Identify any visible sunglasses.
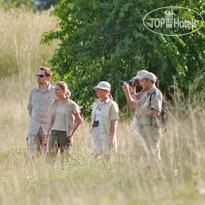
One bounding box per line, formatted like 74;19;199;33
36;74;45;78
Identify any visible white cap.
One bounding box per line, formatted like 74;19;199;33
137;72;157;82
94;81;111;91
132;70;149;80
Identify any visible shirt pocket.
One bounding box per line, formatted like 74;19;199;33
100;106;110;119
40;96;53;113
32;96;41;111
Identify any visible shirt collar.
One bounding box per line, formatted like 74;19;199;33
105;97;110;103
98;97;110;104
148;86;157;95
35;83;52;92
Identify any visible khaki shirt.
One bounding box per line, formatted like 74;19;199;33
91;98;119;137
27;84;56;135
50;98;81;136
136;87;162;127
133;89;148;131
52;104;67;131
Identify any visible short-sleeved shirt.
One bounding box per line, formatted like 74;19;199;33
50;99;81;136
133;89;148;130
91;98;119;139
52;104;67;131
27;84;56;135
137;87;162;127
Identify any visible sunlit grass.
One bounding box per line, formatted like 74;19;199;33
0;8;57;78
0;85;205;204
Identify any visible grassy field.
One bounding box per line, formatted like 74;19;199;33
0;8;57;78
0;9;205;205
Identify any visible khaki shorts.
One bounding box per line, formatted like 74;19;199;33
27;127;46;156
48;130;72;157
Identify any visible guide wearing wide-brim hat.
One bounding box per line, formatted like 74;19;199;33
91;81;119;156
132;70;149;80
136;72;157;83
134;72;162;160
93;81;111;91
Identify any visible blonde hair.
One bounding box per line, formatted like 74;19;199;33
55;81;71;97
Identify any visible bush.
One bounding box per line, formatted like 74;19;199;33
42;0;205;118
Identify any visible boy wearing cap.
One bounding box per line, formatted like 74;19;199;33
90;81;119;159
122;72;163;161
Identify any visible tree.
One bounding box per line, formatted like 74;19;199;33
42;0;205;118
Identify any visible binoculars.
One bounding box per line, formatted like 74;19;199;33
92;120;99;128
121;80;136;87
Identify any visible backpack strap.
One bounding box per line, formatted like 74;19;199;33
148;90;156;125
148;89;161;126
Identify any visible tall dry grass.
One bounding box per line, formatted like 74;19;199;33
0;89;205;205
0;8;205;205
0;8;57;79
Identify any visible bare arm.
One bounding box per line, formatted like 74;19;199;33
137;108;160;119
110;120;118;137
68;113;83;139
45;118;54;144
27;91;32;116
46;122;52;138
108;119;118;148
122;83;139;110
144;109;160;118
28;109;32;117
144;91;161;118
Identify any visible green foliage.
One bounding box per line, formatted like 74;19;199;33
42;0;205;118
0;54;19;78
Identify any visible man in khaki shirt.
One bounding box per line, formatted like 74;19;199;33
27;67;56;157
122;72;163;161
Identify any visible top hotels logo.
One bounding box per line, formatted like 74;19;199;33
143;6;204;36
